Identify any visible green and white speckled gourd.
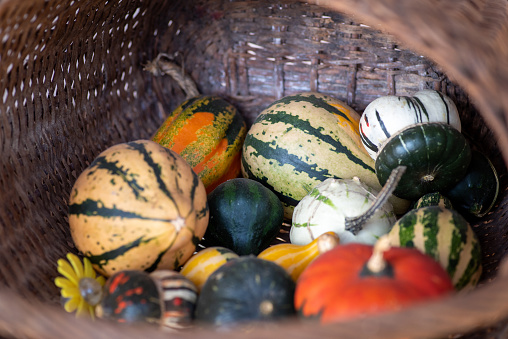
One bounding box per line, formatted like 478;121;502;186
290;166;405;246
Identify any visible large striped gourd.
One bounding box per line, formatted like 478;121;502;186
68;140;209;277
180;246;239;293
241;92;409;219
359;90;461;159
386;206;482;291
152;95;247;194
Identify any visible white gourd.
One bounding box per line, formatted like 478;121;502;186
290;177;396;246
359;89;461;159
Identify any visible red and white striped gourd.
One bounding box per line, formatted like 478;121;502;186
359;90;461;159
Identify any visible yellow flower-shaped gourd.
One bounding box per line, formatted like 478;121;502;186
54;253;106;319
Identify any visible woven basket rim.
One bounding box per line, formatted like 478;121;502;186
1;0;508;338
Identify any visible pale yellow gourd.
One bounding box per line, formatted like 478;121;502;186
180;246;239;293
257;232;340;281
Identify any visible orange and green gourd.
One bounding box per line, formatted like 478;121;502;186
152;95;247;194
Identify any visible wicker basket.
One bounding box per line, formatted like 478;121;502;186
2;0;508;338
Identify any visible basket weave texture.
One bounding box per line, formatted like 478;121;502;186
1;0;508;338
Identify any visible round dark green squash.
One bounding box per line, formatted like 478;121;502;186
202;178;284;256
194;256;296;327
375;123;471;201
444;149;499;218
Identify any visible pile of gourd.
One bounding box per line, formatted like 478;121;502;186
62;89;498;330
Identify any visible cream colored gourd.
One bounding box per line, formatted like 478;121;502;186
257;232;340;281
359;89;461;159
290;176;396;246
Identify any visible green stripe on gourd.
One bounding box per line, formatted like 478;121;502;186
413;192;453;210
387;206;482;291
241;92;409;219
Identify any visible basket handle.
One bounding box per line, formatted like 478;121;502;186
144;53;200;99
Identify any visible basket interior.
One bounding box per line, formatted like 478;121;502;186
1;0;508;337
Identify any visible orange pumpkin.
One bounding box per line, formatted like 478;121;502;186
294;237;454;323
152;95;247;194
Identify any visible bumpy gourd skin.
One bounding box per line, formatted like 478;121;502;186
375;122;471;201
68;139;209;277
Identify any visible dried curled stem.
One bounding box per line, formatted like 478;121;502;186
345;165;406;235
143;53;200;99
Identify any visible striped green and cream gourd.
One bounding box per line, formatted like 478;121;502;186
68;139;209;277
386;206;482;291
241;92;409;219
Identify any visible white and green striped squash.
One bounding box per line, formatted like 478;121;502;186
68;139;209;277
386;206;482;291
241;92;409;219
359;90;461;159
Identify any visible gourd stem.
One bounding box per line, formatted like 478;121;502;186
345;165;406;235
317;232;341;254
366;235;392;273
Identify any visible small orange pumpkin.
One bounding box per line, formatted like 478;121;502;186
294;237;454;323
152;95;247;194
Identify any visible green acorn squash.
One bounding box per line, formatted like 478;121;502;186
202;178;284;255
444;149;499;218
375;123;471;201
195;256;296;327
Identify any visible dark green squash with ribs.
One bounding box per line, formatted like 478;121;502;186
375;123;471;201
194;256;296;327
444;149;499;218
